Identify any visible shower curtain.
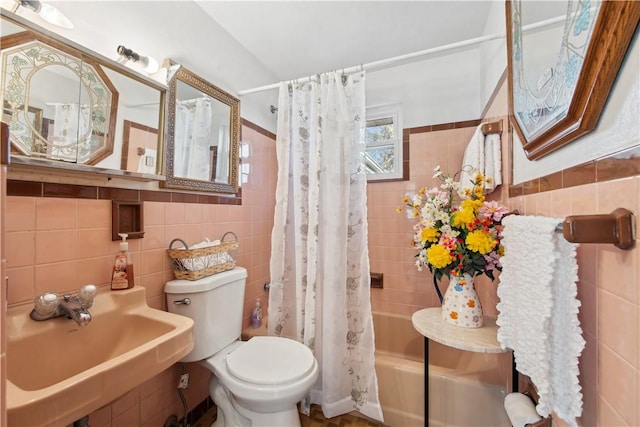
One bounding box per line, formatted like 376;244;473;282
50;103;92;162
174;98;213;180
268;71;383;422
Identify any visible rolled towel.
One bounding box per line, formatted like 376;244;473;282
504;393;542;427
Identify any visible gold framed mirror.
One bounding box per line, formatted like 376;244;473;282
162;61;240;193
0;10;166;179
506;1;640;160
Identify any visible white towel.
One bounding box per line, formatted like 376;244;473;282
460;124;502;194
483;133;502;191
496;215;585;427
175;238;232;271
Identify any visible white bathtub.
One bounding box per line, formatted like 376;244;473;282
242;312;511;426
372;311;512;427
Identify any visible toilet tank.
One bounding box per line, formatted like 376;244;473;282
165;267;247;362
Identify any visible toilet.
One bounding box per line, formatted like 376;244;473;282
165;267;318;427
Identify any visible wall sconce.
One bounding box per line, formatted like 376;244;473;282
116;45;159;74
12;0;74;29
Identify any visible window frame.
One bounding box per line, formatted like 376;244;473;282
364;104;404;182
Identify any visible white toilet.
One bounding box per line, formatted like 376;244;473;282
165;267;319;427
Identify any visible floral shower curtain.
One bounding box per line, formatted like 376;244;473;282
174;98;213;180
50;103;92;162
268;71;383;422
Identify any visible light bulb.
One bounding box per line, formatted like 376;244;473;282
39;2;73;29
140;56;159;74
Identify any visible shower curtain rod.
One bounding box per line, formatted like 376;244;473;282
237;14;566;96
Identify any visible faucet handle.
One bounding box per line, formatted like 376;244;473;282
34;292;60;316
78;284;97;308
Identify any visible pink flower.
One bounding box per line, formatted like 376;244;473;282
479;201;509;222
484;251;502;271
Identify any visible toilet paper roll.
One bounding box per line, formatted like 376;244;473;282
504;392;542;427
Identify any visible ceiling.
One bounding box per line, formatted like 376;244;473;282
195;1;494;82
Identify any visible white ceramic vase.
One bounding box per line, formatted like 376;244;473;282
441;273;483;328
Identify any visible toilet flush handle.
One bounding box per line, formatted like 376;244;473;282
173;298;191;305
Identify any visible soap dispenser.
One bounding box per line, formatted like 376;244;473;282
111;233;134;290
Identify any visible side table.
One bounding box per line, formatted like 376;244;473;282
411;307;517;427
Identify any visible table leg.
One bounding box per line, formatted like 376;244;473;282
512;350;519;392
424;336;429;427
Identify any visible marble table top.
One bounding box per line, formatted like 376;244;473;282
411;307;508;354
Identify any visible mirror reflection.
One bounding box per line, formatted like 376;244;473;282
506;0;639;159
174;79;231;182
163;62;239;194
2;36;117;164
511;0;600;141
0;11;165;178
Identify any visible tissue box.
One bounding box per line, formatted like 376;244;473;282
167;232;239;280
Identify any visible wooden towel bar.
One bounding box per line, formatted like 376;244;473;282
562;208;635;250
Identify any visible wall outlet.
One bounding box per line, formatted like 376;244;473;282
178;373;190;389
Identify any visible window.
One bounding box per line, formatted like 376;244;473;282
364;104;403;181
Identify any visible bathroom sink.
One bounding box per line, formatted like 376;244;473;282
6;286;194;427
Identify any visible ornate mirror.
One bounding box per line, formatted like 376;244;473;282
163;61;240;193
0;10;166;179
506;0;640;160
2;33;117;164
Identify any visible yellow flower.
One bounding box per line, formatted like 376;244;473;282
401;196;410;204
473;187;485;201
395;206;403;213
461;198;482;212
452;200;481;229
420;227;440;244
412;208;419;218
427;244;453;268
466;230;496;254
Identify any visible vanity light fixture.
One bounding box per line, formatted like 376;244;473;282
12;0;74;29
116;45;160;74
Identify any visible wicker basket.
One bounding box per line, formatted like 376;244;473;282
168;232;239;280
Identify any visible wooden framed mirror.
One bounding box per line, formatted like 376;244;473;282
162;61;240;194
0;9;166;179
506;1;640;160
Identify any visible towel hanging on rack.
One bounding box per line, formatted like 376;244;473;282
459;123;502;194
496;215;585;427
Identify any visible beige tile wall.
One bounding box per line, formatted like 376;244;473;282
367;125;488;315
510;177;640;427
1;165;7;427
365;74;640;426
2;125;276;427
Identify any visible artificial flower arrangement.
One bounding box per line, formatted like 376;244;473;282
398;166;509;283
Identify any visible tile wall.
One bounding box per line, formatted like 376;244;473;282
367;76;640;426
1;124;276;426
1;164;7;427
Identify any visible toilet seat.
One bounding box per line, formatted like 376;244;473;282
226;336;315;385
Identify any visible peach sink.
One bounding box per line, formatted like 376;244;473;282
6;287;194;427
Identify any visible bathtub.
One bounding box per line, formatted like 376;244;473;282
372;311;512;427
242;313;511;426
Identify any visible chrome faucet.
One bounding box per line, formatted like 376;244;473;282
30;284;97;327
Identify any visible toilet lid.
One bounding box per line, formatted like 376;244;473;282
226;336;315;385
